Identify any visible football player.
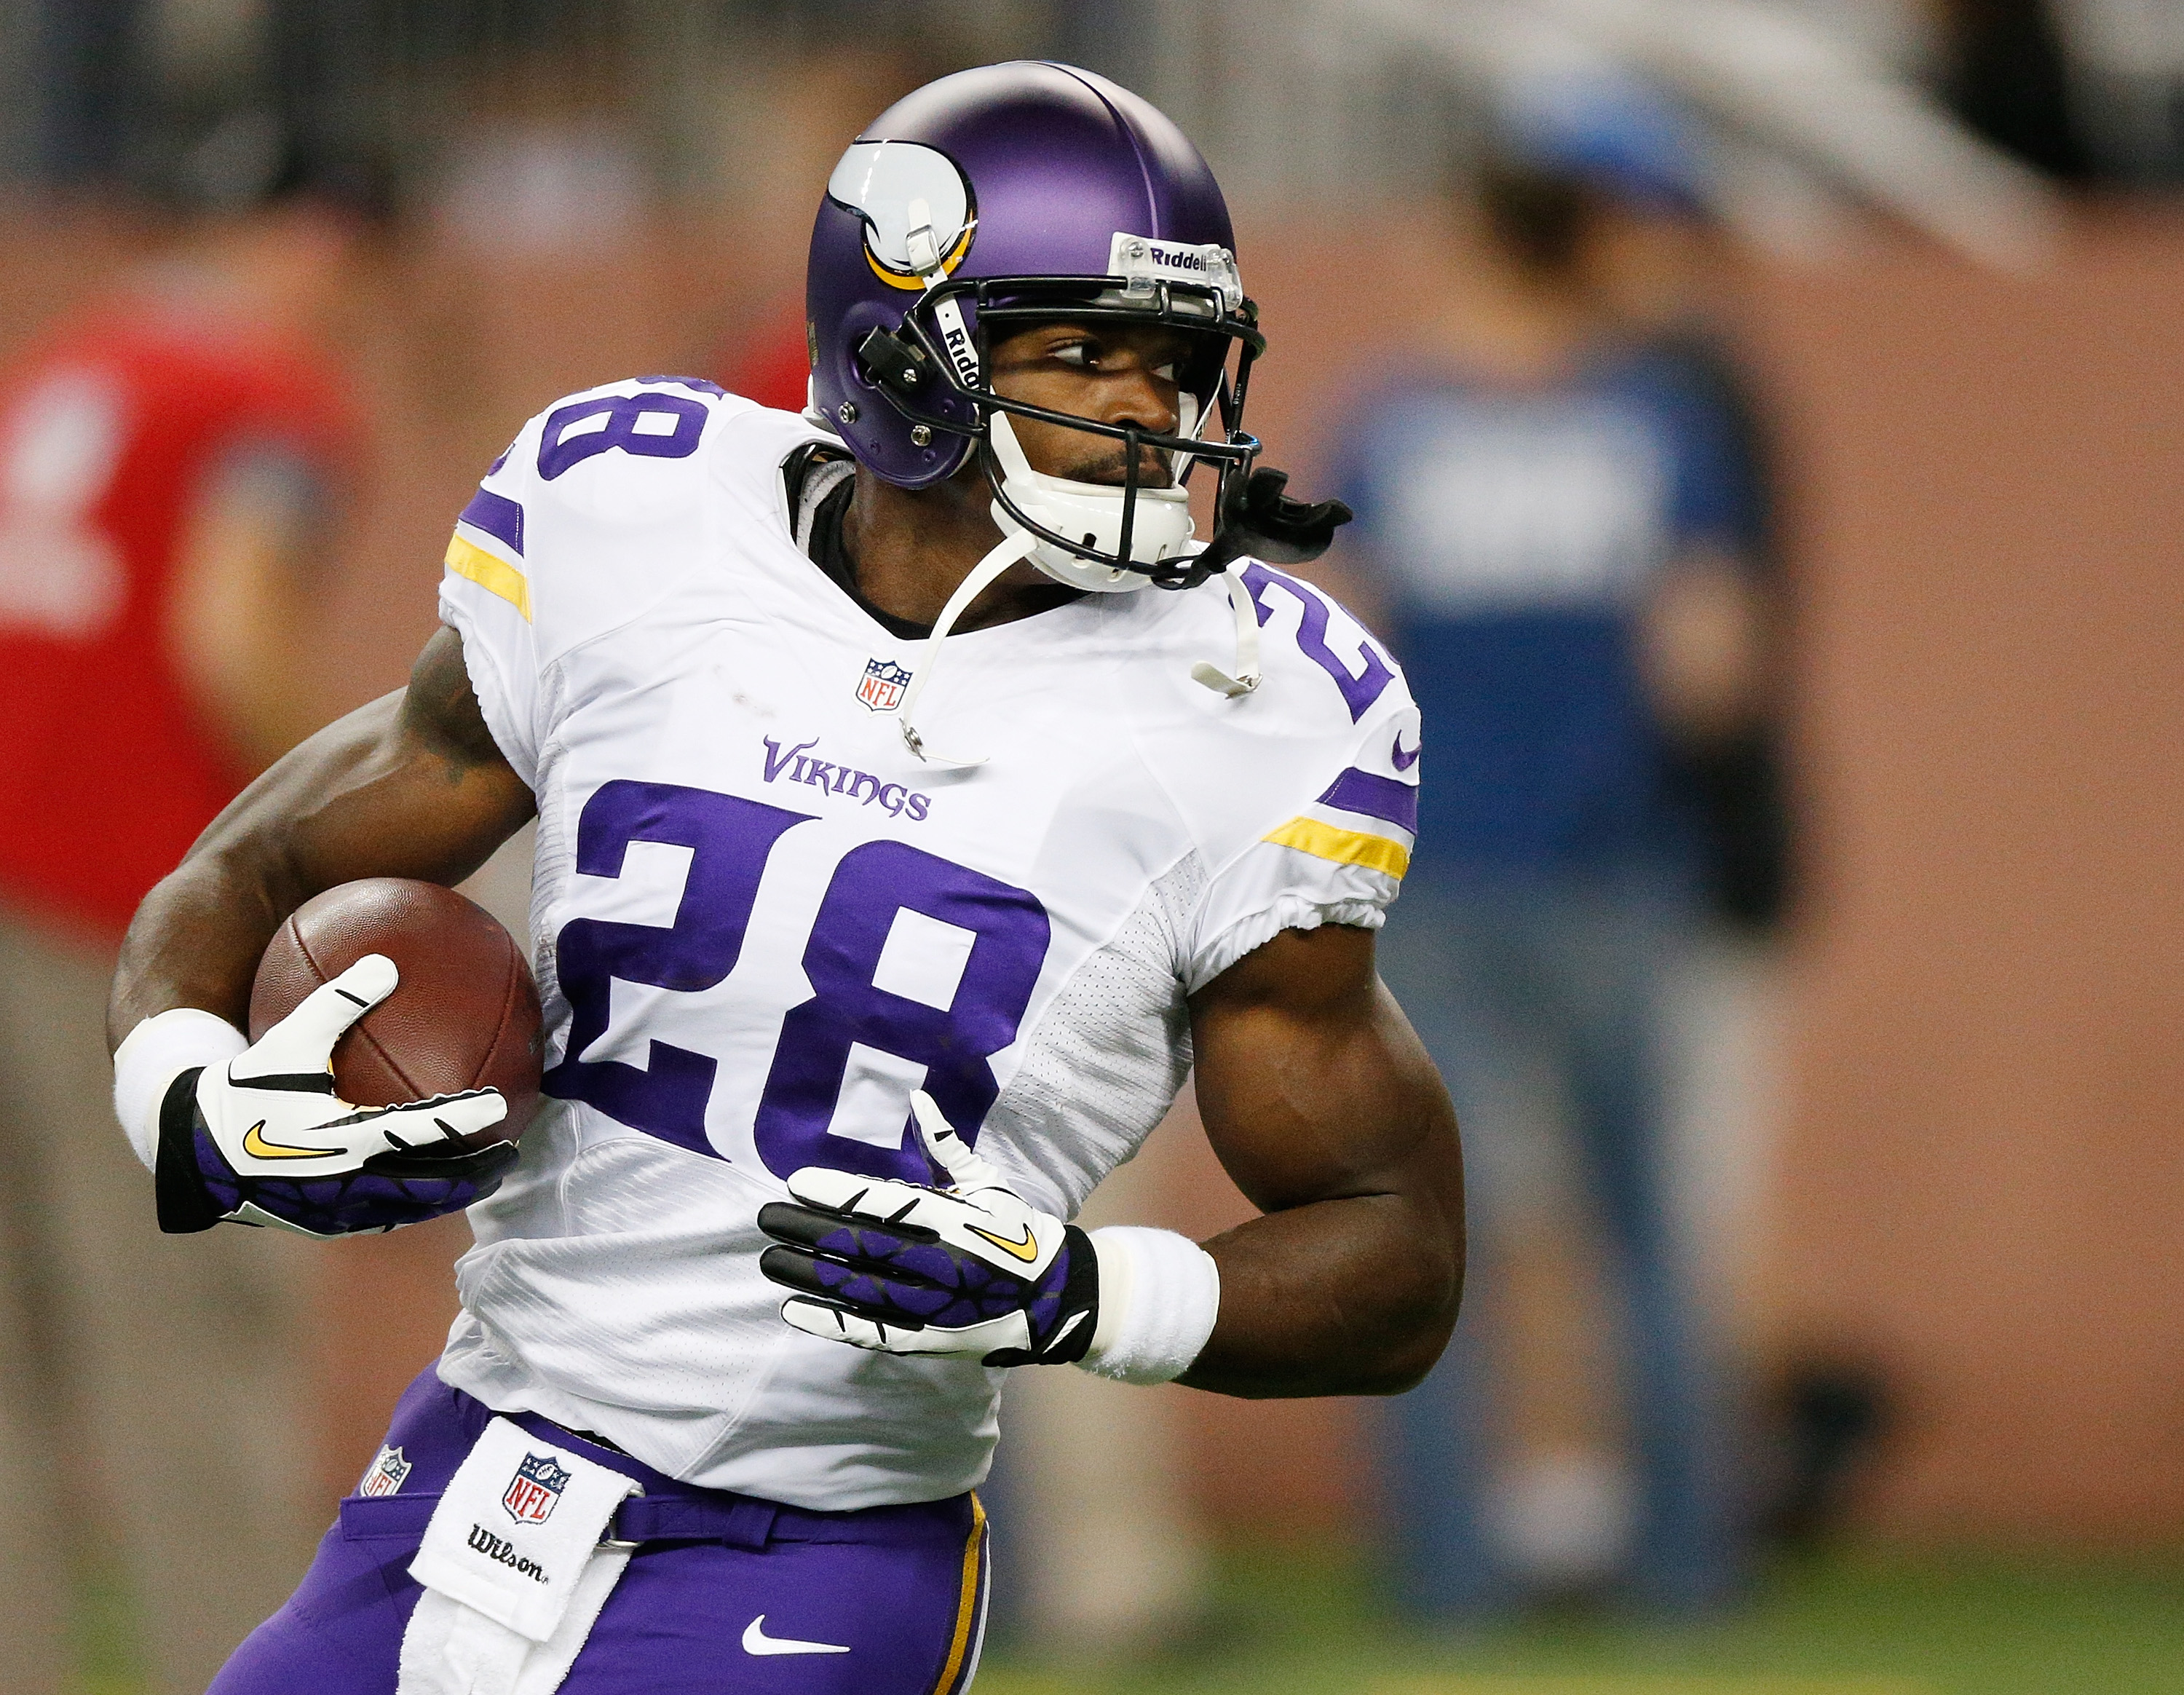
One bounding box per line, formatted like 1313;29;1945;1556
108;63;1462;1694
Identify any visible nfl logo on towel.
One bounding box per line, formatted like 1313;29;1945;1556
502;1452;572;1525
857;657;911;712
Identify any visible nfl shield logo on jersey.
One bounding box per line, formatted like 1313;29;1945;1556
856;657;911;713
357;1444;411;1498
502;1452;572;1525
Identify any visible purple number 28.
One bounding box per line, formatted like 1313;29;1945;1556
543;779;1051;1184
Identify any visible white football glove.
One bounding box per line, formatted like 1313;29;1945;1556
757;1091;1099;1366
155;954;515;1238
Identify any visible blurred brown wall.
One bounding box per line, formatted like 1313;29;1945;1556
9;199;2177;1546
1220;205;2184;1549
1756;210;2184;1544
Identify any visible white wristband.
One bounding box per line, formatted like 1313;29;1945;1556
111;1009;248;1172
1078;1225;1221;1386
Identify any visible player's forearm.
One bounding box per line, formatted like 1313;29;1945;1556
1181;1186;1461;1398
1184;934;1465;1398
111;831;303;1042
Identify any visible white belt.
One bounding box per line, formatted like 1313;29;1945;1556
397;1417;644;1695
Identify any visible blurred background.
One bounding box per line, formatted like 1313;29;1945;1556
0;2;2180;1693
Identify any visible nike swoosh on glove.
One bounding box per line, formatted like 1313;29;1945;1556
157;954;515;1240
756;1091;1098;1367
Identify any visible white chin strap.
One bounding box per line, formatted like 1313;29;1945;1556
898;528;1261;767
986;411;1195;592
896;401;1263;767
1189;566;1262;698
985;398;1257;694
896;529;1039;767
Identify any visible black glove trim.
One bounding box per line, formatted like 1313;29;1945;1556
360;1137;522;1186
1045;1224;1100;1365
982;1224;1100;1367
154;1067;220;1235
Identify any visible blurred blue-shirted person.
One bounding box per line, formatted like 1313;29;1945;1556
1342;88;1769;1615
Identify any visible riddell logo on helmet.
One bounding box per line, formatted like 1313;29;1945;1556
1107;233;1241;306
938;320;979;388
1147;243;1210;273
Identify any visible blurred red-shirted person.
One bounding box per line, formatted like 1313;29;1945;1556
0;161;371;1695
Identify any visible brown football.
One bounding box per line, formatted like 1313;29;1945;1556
249;877;544;1148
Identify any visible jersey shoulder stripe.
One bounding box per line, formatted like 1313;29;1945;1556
445;533;530;620
1261;815;1410;879
443;382;824;663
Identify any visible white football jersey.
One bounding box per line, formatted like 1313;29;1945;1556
434;376;1419;1511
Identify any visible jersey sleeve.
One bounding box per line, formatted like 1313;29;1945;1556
438;424;548;786
436;377;748;789
1179;569;1422;993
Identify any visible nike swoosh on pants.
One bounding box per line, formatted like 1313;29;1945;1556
742;1615;851;1656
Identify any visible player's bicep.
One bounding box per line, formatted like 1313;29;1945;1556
1187;922;1457;1217
113;629;531;1043
199;625;533;896
398;623;521;775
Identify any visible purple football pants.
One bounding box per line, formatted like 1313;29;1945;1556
209;1370;989;1695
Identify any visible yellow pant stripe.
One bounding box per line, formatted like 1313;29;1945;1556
933;1494;987;1695
444;533;532;621
1262;815;1410;880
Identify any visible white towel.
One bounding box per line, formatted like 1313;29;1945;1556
397;1418;641;1695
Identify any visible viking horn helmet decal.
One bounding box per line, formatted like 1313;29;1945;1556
826;141;976;288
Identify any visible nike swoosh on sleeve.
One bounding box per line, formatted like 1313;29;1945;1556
1391;731;1420;771
742;1616;850;1656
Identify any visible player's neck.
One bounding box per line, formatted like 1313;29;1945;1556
838;464;1073;633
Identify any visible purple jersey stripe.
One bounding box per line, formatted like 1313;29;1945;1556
459;486;526;557
1316;766;1418;835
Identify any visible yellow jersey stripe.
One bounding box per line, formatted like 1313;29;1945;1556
932;1494;987;1695
1262;815;1410;880
444;533;532;622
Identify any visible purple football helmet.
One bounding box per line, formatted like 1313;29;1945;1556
807;61;1267;590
